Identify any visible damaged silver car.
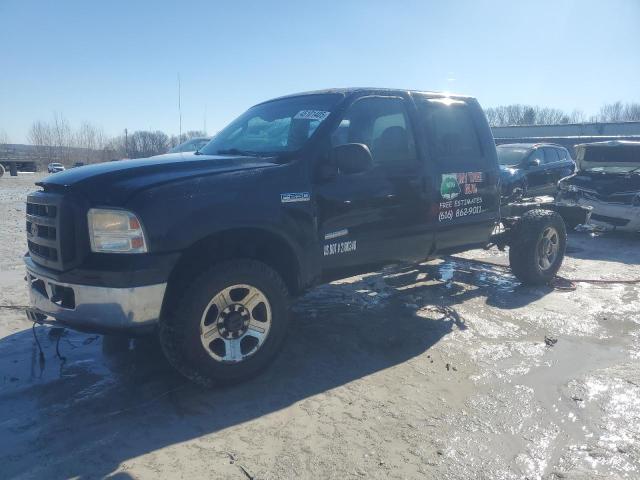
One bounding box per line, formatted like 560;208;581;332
557;140;640;232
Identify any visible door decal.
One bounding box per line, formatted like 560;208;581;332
323;240;357;256
438;172;484;222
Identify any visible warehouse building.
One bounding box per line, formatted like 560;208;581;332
492;121;640;153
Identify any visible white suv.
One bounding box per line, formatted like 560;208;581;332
47;163;65;173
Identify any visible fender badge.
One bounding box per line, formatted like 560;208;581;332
281;192;310;203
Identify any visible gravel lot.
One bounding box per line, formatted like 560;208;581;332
1;172;639;479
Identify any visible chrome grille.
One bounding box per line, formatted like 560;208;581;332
26;192;75;270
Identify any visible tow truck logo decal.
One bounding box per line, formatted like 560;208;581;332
281;192;310;203
438;172;485;222
440;174;461;200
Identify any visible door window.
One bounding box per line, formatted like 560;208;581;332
544;147;560;164
331;96;417;166
529;148;545;165
415;98;484;168
558;148;571;161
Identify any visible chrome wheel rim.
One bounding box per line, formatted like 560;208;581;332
199;284;272;363
537;226;559;271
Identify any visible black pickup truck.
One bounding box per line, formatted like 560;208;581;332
25;88;570;385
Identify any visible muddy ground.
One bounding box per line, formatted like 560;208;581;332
1;172;639;480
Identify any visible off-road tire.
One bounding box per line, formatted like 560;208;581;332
158;259;289;387
509;209;566;285
0;164;5;178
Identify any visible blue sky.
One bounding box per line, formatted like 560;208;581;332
1;0;639;143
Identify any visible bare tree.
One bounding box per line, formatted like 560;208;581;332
624;103;640;121
0;129;10;145
568;109;586;123
108;130;169;158
75;121;107;152
597;102;624;122
169;130;208;148
28;120;57;163
596;101;640;122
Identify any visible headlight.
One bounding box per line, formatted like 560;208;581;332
88;208;148;253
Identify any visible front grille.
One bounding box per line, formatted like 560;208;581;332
26;191;78;270
26;202;57;218
28;240;59;261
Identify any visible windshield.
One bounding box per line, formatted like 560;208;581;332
496;146;530;166
169;138;210;153
199;94;342;157
580;145;640;173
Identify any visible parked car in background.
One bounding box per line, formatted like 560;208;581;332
72;162;85;168
497;143;575;200
47;162;65;173
557;140;640;232
168;136;211;154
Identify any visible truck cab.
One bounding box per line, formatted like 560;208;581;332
25;88;567;385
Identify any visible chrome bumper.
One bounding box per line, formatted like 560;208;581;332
25;259;166;333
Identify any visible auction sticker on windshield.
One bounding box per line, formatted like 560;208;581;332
294;110;331;121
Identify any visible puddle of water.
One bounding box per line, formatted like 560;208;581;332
449;333;637;479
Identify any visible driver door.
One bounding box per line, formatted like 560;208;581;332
524;148;547;194
314;95;430;277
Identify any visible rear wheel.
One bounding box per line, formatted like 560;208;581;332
509;209;566;285
158;259;289;386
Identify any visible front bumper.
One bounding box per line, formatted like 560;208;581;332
25;256;166;334
557;195;640;232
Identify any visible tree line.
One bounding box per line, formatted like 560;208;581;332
2;100;639;164
485;101;640;127
22;113;207;165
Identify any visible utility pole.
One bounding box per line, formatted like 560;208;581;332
124;128;128;158
178;73;182;141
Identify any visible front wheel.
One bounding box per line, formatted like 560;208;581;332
159;259;290;386
508;209;567;285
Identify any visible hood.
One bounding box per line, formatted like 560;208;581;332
38;153;279;205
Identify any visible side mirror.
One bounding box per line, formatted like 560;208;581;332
331;143;373;175
527;158;541;168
